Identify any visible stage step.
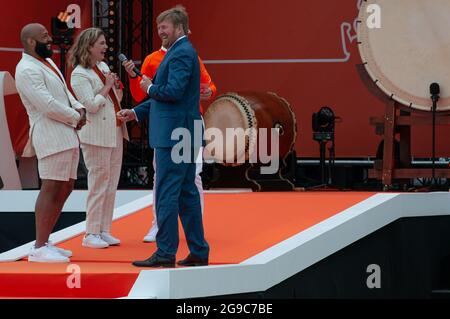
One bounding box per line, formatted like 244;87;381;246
431;290;450;299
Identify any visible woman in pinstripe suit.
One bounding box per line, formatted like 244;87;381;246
70;28;129;249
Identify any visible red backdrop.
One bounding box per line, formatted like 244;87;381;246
154;0;450;158
3;0;450;158
0;0;91;155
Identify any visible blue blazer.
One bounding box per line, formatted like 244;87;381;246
134;36;202;149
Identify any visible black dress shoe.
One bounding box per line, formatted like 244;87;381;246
177;254;208;266
132;253;175;268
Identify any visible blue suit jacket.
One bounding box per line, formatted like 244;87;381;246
134;36;202;149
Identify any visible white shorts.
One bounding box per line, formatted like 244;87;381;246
38;148;80;181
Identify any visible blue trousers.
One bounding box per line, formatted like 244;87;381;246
153;147;209;260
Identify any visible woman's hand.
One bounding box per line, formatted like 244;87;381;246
113;73;121;89
105;72;116;88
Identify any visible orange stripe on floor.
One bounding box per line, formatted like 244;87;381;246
0;192;375;298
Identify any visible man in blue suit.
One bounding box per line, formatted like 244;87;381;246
118;6;209;267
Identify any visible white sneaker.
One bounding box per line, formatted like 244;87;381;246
48;240;72;257
143;224;158;242
82;234;109;249
100;232;120;246
28;244;70;263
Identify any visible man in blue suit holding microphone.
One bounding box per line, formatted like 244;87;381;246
117;6;209;267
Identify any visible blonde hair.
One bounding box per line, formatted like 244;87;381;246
70;27;105;68
156;5;189;35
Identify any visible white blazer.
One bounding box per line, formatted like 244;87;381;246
71;61;129;148
15;53;84;159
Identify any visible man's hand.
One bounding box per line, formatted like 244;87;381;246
122;60;137;77
117;109;137;123
200;85;213;101
140;75;152;93
75;108;86;130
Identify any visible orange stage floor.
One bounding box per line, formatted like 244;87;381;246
0;192;375;298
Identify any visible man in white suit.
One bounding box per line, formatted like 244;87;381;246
15;23;86;263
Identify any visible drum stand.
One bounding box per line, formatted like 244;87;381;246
356;64;450;190
202;151;296;192
245;151;296;191
369;100;450;190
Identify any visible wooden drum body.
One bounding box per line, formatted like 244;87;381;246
203;92;297;166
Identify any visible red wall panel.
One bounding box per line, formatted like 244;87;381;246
154;0;450;158
2;0;449;159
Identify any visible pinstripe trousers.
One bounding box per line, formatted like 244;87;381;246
81;128;123;234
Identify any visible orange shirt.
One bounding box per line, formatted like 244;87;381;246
128;47;217;114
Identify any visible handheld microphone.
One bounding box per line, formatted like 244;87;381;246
118;53;143;77
430;82;440;102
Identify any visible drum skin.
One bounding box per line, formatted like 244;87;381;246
358;0;450;111
203;92;297;165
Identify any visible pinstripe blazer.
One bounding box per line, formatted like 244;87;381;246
71;61;129;148
15;53;84;159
